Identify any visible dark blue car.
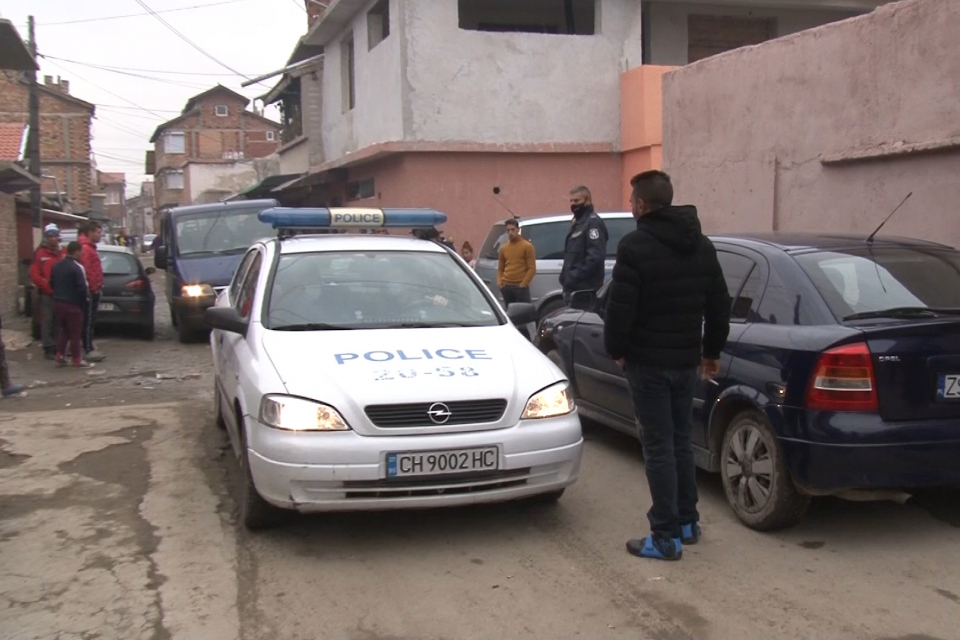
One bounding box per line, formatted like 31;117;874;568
537;233;960;530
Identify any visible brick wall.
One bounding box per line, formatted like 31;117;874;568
0;194;18;320
0;74;94;212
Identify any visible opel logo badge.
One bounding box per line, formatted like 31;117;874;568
427;402;452;424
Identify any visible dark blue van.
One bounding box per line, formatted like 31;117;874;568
154;199;278;342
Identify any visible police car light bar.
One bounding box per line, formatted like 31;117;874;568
258;207;447;229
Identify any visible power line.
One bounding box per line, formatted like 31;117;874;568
43;56;212;89
38;0;253;27
96;104;181;113
42;55;259;77
43;58;170;119
290;0;308;13
133;0;260;84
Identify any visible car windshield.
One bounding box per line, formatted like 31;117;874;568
99;251;139;275
266;250;502;330
175;210;273;256
795;247;960;320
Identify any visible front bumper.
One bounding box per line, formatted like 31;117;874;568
778;408;960;494
247;412;584;512
171;294;216;327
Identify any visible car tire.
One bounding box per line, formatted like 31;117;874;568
177;315;197;344
528;488;565;505
170;305;178;328
213;382;227;431
237;419;285;531
720;410;810;531
538;298;565;321
139;322;155;341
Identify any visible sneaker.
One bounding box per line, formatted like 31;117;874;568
55;357;67;367
1;384;27;398
626;535;682;561
85;350;106;363
73;361;94;369
681;522;701;545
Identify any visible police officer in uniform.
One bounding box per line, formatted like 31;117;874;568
559;185;608;304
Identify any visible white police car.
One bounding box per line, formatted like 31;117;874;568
207;207;583;529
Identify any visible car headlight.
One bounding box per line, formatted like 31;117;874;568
259;395;351;431
522;382;575;419
182;284;215;297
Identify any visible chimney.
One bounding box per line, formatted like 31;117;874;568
44;75;53;85
60;79;70;94
306;0;325;28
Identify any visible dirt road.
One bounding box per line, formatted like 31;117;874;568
1;268;958;640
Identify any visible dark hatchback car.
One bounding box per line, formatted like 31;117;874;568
94;245;156;340
537;233;960;531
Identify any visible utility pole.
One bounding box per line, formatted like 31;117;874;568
27;16;42;229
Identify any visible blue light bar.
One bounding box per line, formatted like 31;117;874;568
258;207;447;229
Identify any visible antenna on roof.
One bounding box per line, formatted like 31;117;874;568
866;192;912;244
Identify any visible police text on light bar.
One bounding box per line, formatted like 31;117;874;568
258;207;448;230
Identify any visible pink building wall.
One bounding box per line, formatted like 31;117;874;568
662;0;960;249
341;151;623;252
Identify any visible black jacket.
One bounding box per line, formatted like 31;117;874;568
50;257;90;308
604;206;731;369
559;206;608;293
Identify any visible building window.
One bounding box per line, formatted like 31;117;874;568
458;0;595;35
346;178;375;201
266;130;276;141
164;131;185;154
105;190;120;205
165;170;184;190
368;0;390;50
215;104;229;117
341;32;356;112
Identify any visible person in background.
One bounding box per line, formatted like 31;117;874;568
49;241;93;369
0;311;27;398
603;170;731;562
560;185;608;304
496;219;536;305
77;221;106;362
461;241;477;269
29;224;65;360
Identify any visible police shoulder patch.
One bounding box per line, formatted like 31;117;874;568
588;227;600;240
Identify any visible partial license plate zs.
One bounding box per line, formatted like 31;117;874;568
98;302;117;312
386;447;498;478
938;374;960;400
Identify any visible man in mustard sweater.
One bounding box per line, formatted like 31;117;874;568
497;219;536;305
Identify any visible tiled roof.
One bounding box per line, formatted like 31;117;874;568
98;171;126;185
0;122;26;161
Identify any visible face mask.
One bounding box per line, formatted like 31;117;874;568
571;204;587;216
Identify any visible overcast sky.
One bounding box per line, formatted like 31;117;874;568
0;0;309;195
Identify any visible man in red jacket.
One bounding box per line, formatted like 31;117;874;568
78;220;106;362
29;224;65;360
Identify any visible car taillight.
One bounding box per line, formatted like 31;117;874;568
125;278;148;290
805;342;878;412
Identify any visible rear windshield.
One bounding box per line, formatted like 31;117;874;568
795;247;960;319
479;217;636;261
99;252;140;276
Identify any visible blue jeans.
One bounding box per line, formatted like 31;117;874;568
625;363;700;539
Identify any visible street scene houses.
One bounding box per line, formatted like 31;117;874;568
2;1;960;639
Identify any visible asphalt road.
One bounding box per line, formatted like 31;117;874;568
1;264;959;640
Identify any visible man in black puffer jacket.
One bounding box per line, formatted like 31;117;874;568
604;170;730;562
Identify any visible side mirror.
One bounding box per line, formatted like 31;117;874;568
204;306;249;335
506;302;537;326
144;267;156;276
154;246;168;270
569;290;598;311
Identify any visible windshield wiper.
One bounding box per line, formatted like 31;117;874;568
843;307;960;321
271;323;356;331
380;322;473;329
179;250;224;257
